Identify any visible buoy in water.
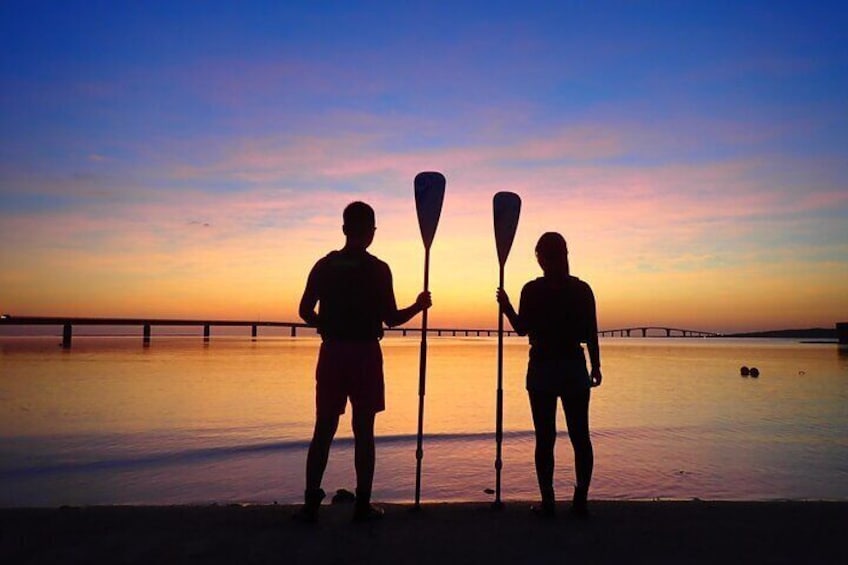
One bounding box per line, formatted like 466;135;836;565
749;367;760;378
740;366;750;376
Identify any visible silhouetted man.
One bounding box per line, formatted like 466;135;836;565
296;201;431;522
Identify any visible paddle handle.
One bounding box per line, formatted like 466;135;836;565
494;264;505;507
421;246;430;349
414;247;430;508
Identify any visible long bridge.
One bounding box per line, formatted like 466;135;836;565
0;315;519;348
0;315;719;348
599;326;720;338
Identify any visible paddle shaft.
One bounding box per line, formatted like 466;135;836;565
494;263;505;507
414;246;430;508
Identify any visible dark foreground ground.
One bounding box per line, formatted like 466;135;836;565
1;501;845;564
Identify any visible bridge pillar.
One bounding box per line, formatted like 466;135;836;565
143;324;151;347
204;324;211;342
290;326;296;337
641;328;646;337
62;323;72;349
626;329;631;337
666;328;671;337
251;325;257;340
838;322;847;346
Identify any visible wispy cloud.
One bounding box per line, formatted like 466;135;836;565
2;2;846;330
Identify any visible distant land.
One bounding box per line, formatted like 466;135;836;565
722;328;837;340
0;322;841;341
0;315;844;342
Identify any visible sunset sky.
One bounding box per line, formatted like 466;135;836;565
1;1;846;333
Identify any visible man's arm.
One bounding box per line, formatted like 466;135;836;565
298;264;321;327
381;264;431;327
384;292;431;327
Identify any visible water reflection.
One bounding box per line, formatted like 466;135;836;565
1;336;847;506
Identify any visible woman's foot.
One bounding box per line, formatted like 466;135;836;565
570;486;589;519
530;500;557;519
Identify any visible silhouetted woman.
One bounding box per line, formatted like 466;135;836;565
497;232;602;518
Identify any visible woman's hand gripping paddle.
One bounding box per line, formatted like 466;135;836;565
492;191;521;509
413;171;445;509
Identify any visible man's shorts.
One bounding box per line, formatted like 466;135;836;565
315;340;385;418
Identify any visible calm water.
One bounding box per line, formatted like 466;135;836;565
1;335;846;507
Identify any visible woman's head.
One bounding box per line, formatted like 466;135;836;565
535;232;569;275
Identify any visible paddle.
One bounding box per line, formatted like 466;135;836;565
492;191;521;509
413;171;446;509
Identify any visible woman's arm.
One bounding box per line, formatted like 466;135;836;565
585;284;602;387
497;287;527;336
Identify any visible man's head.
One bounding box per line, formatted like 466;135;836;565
342;201;376;248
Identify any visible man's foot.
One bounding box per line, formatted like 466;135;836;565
352;504;385;523
292;488;326;523
292;505;319;523
569;503;590;519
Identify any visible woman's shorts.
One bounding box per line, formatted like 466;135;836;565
526;355;590;397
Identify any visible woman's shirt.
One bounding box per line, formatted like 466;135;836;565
518;275;598;363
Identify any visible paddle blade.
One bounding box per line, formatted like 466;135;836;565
414;172;446;250
493;192;521;266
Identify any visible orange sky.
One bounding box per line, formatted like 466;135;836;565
3;171;845;333
2;4;847;333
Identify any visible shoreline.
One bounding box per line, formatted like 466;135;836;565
2;500;845;564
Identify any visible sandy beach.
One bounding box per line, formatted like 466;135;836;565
2;500;845;564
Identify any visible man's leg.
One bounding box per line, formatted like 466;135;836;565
348;340;384;521
352;409;381;520
295;414;339;522
306;414;340;492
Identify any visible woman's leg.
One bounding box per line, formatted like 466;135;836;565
561;387;593;514
528;390;558;504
